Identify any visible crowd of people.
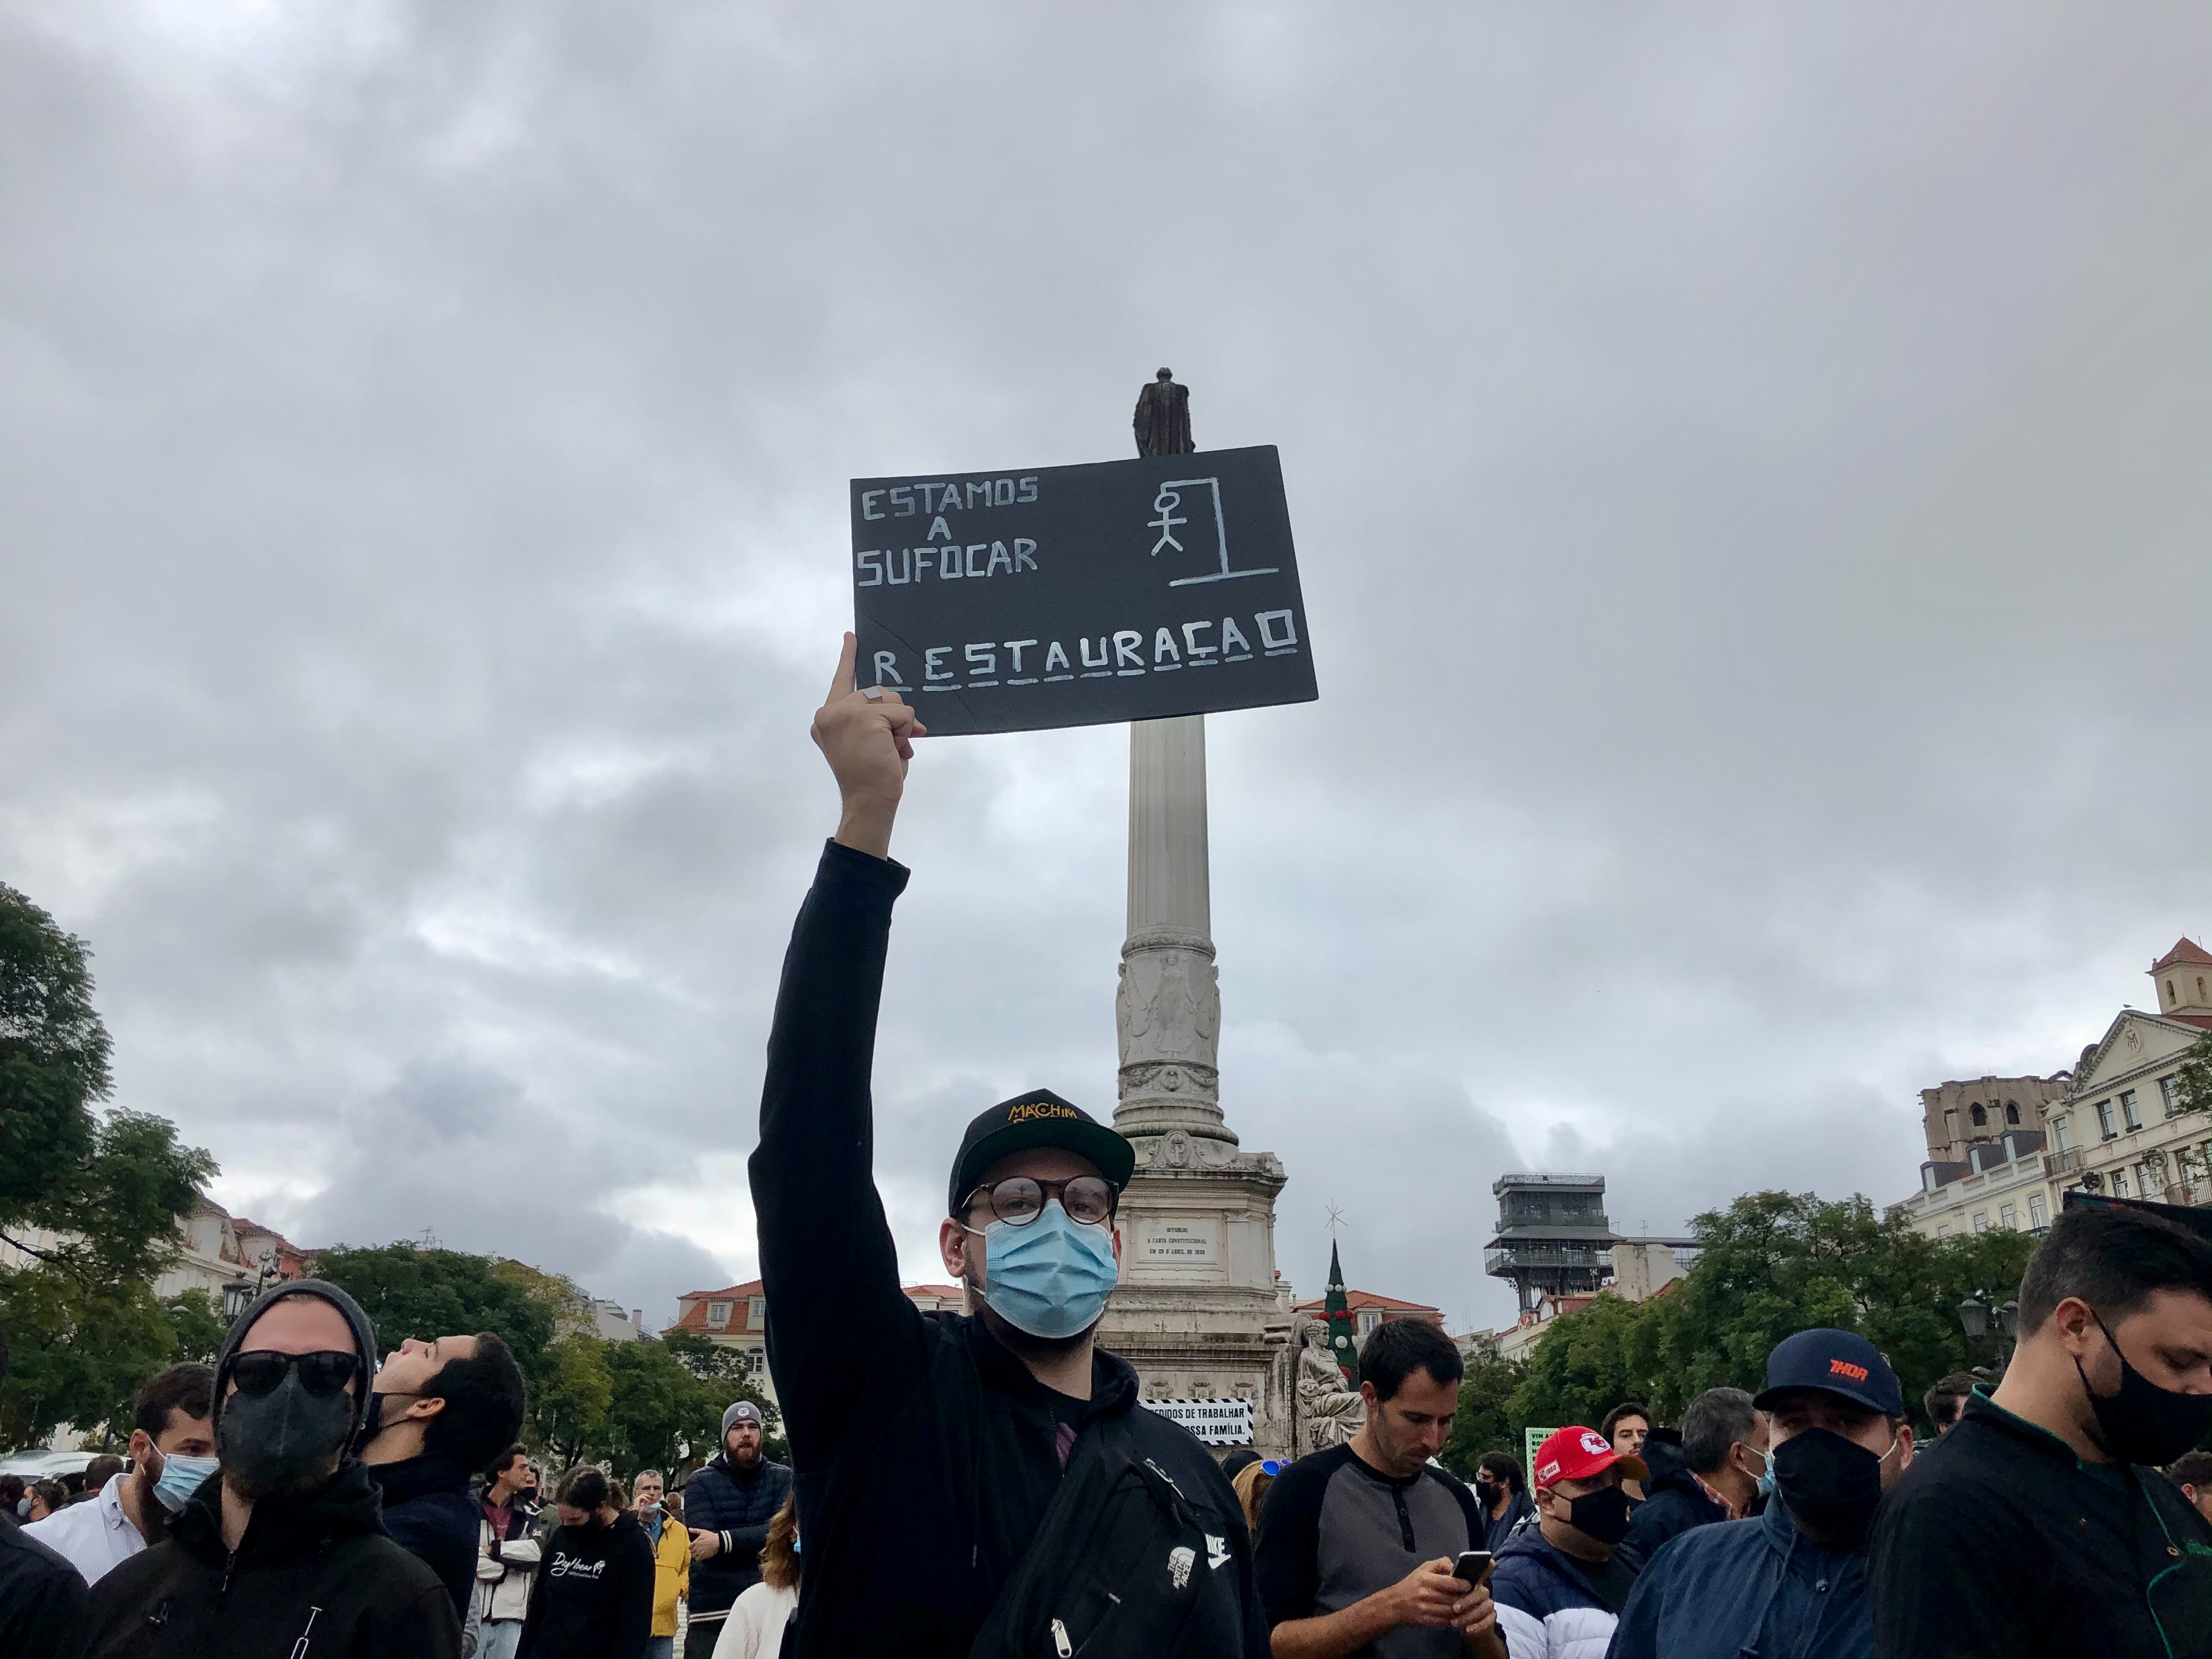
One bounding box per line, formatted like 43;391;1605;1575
5;640;2211;1657
0;1282;799;1659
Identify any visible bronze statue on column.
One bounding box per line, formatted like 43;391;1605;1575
1133;368;1194;457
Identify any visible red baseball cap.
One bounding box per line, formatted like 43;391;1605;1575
1531;1425;1647;1489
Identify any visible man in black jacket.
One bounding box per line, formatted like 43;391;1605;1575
1869;1195;2212;1658
745;637;1268;1659
680;1400;792;1641
70;1279;461;1658
362;1329;529;1620
1615;1386;1766;1571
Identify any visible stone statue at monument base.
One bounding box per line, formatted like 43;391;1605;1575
1294;1316;1367;1455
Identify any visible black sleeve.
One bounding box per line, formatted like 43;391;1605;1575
7;1554;87;1657
729;1466;792;1567
747;841;927;1472
516;1537;550;1659
611;1531;655;1659
382;1501;477;1621
1252;1452;1334;1628
1869;1482;2024;1659
391;1580;466;1659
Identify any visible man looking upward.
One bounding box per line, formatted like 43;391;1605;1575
746;637;1266;1658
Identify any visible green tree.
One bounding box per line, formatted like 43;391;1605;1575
533;1333;613;1466
0;883;111;1217
664;1330;783;1462
314;1243;562;1396
1508;1191;2042;1438
1440;1338;1525;1482
161;1288;227;1365
2172;1034;2212;1119
0;887;218;1446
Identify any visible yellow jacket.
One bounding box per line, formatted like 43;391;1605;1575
645;1509;690;1637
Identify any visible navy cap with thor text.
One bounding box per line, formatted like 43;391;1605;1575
1753;1327;1904;1418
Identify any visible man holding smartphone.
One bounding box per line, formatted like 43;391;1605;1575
1254;1319;1504;1657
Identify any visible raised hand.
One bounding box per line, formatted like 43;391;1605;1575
812;631;926;859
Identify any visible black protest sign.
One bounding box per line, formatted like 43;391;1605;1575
849;445;1316;737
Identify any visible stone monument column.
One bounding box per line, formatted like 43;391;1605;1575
1103;712;1294;1455
1115;714;1233;1149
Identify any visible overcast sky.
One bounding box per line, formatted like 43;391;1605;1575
4;3;2207;1337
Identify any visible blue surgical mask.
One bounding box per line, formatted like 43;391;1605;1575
1741;1443;1774;1500
971;1200;1118;1340
151;1452;220;1514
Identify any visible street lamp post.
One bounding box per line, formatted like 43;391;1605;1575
221;1248;280;1322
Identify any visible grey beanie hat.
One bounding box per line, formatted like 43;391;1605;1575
721;1400;763;1438
213;1278;381;1443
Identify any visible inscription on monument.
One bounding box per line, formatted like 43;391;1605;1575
1136;1217;1221;1266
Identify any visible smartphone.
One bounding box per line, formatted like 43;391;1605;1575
1452;1550;1494;1589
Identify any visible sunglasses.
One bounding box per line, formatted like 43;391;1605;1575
230;1350;360;1397
1260;1460;1285;1477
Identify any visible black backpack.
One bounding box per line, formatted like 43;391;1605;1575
967;1415;1247;1658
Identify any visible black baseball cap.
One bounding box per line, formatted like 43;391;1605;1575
1753;1328;1904;1418
947;1089;1136;1217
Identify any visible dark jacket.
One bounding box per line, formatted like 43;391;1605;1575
1607;1495;1871;1659
372;1454;479;1622
69;1462;462;1659
679;1451;793;1620
0;1509;86;1655
1615;1460;1729;1572
1485;1487;1538;1551
515;1512;653;1659
1490;1526;1626;1659
747;842;1270;1659
1868;1388;2212;1658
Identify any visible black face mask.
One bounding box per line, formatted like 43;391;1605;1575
219;1372;355;1498
1559;1485;1634;1545
1771;1427;1891;1546
2078;1312;2212;1467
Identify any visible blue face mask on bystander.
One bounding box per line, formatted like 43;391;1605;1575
970;1200;1118;1340
151;1452;221;1514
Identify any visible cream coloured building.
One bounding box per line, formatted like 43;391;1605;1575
2046;940;2212;1209
1895;939;2212;1239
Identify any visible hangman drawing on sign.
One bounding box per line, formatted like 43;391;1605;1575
1147;477;1280;587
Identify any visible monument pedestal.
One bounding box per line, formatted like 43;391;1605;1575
1098;714;1296;1456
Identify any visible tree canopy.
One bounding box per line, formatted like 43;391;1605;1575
0;885;221;1446
1504;1191;2038;1438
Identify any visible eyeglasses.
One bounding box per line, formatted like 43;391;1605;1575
1260;1459;1285;1477
230;1350;360;1397
964;1175;1116;1227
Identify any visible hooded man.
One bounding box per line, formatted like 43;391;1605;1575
27;1363;215;1587
1609;1329;1914;1659
359;1329;528;1621
678;1400;791;1640
70;1279;463;1659
741;638;1268;1658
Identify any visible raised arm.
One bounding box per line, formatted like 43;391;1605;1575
747;637;930;1471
